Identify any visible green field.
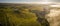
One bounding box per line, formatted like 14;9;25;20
0;3;49;26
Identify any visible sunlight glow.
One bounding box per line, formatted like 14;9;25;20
50;5;60;7
47;9;60;17
39;2;52;4
19;2;53;4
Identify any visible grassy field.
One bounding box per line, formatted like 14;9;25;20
0;3;47;26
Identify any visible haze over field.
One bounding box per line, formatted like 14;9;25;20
0;0;60;26
0;0;60;4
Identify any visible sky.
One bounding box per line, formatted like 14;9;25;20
0;0;60;3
